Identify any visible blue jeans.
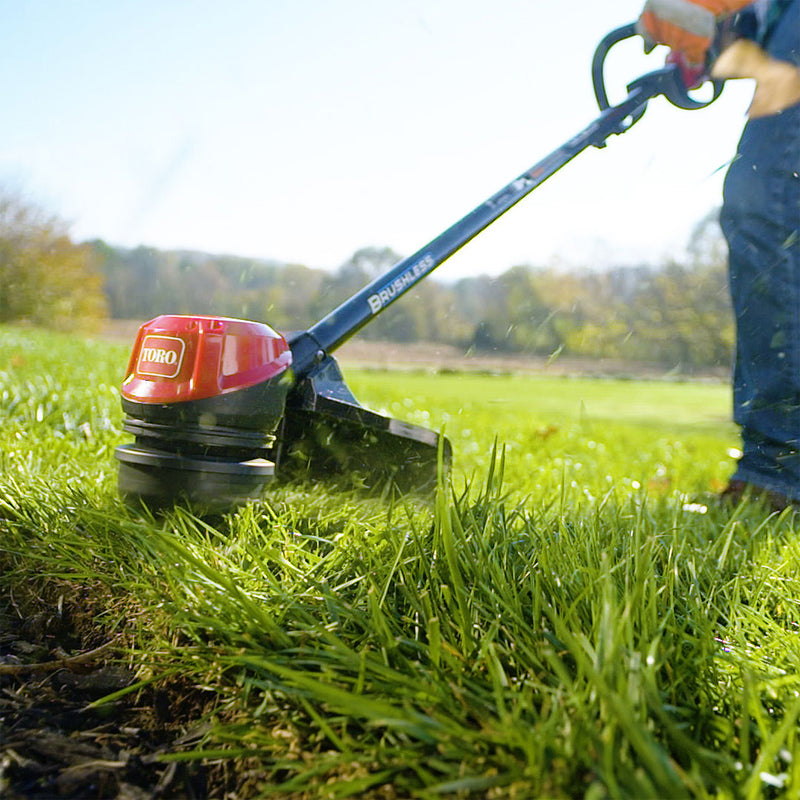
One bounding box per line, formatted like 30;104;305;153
720;0;800;499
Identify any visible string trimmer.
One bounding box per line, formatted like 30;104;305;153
115;24;725;510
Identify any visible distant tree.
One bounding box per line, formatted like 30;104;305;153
310;246;472;344
0;190;107;331
535;253;732;369
313;246;401;315
458;266;560;354
686;207;727;268
259;264;325;332
341;246;399;282
90;241;307;322
616;212;732;367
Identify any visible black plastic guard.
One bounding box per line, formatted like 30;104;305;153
271;355;451;494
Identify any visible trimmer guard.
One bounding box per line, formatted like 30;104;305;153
272;355;451;494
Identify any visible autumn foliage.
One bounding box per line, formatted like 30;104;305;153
0;190;107;332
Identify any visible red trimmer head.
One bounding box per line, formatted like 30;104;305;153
115;315;293;509
115;314;450;510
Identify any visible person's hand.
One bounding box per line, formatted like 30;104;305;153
637;0;753;68
712;38;800;117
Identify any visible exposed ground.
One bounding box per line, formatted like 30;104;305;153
0;590;224;799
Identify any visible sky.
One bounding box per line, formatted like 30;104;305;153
1;0;757;281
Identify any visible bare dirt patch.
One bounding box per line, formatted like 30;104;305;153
0;591;218;799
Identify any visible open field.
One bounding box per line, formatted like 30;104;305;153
2;324;800;799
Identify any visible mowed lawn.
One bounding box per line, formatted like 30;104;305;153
4;326;800;800
346;367;738;500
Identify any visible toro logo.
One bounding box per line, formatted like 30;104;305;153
137;335;186;379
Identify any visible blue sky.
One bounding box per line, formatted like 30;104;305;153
2;0;756;279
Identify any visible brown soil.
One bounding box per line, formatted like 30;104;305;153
0;590;221;799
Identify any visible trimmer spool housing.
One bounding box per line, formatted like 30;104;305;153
116;314;293;509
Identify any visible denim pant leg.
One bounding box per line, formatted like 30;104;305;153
720;93;800;498
720;0;800;498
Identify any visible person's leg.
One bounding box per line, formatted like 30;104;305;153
720;1;800;501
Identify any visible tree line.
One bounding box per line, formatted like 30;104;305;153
0;189;733;370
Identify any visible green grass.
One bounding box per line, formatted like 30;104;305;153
3;325;800;799
346;368;737;490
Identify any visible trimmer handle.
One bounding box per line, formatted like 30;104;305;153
592;22;724;113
